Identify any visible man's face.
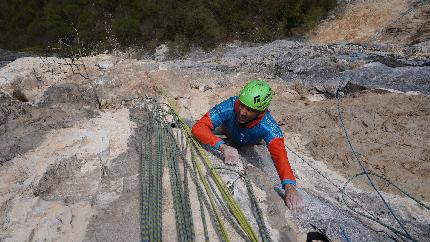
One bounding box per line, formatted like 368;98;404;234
237;102;261;124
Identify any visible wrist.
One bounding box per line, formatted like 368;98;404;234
215;140;226;151
284;184;295;190
281;179;296;189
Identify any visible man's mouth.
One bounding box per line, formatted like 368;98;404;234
238;115;247;123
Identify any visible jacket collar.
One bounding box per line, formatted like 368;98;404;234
234;99;267;128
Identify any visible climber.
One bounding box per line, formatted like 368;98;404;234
192;80;304;212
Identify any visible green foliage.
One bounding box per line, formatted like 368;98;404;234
0;0;337;53
182;4;221;49
112;16;141;45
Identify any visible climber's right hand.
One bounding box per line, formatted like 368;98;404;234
219;144;239;165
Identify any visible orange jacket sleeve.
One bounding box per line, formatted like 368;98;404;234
191;112;225;149
268;137;297;186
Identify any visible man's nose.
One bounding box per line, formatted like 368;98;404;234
239;108;248;116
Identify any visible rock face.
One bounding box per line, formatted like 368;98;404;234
0;48;28;68
0;39;429;241
374;0;430;45
217;40;430;94
311;0;430;46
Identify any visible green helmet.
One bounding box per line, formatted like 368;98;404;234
239;80;273;111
